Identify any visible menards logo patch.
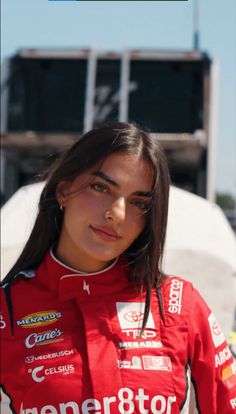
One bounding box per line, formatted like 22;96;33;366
17;311;61;328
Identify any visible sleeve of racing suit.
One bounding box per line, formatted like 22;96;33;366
187;287;236;413
1;286;23;414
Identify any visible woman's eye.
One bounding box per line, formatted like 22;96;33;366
132;200;150;211
90;183;108;193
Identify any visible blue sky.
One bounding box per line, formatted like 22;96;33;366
1;0;236;196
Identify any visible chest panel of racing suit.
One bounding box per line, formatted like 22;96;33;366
1;251;235;414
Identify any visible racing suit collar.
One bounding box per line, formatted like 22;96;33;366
38;249;131;302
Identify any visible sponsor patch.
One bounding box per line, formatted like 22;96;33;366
0;313;6;329
215;345;232;367
142;356;172;371
230;397;236;409
20;388;177;414
208;313;225;348
117;355;172;372
118;340;163;349
222;362;236;389
25;349;74;363
168;278;183;314
25;328;64;349
117;356;142;369
17;310;61;328
116;302;156;340
28;364;75;383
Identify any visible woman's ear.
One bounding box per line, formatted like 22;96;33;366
56;181;71;208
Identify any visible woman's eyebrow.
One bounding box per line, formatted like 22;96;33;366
91;171;119;188
91;171;153;198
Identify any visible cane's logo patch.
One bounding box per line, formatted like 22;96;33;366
17;310;61;328
25;328;64;348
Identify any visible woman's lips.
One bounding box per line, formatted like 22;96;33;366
90;226;120;241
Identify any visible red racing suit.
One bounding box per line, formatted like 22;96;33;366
1;250;236;413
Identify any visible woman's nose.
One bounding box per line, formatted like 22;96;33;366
105;197;126;224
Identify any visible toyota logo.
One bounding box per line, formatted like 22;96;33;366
124;311;144;322
212;320;221;336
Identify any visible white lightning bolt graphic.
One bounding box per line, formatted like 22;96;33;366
83;280;90;295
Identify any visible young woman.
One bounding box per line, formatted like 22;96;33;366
1;122;235;413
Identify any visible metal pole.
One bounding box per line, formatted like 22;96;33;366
207;59;219;203
84;50;97;132
119;50;130;122
193;0;200;50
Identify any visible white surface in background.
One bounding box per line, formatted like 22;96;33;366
166;186;236;271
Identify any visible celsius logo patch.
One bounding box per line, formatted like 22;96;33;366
28;364;75;383
17;310;61;328
25;328;64;349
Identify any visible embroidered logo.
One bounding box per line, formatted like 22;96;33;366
118;340;162;350
215;345;232;367
116;302;156;340
208;312;225;348
28;364;75;383
222;362;236;389
117;356;172;372
0;313;6;329
17;310;61;328
168;279;183;314
83;280;90;295
25;349;74;364
20;391;177;414
142;356;172;371
116;302;155;330
25;328;64;348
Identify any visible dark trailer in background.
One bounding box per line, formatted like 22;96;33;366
1;49;218;203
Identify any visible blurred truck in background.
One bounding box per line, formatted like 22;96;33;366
1;48;218;204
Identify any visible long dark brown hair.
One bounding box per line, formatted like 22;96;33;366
2;122;170;328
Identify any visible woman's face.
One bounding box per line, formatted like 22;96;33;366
56;152;154;272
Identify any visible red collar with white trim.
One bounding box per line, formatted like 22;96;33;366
36;249;131;302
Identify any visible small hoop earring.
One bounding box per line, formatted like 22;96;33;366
60;204;63;211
